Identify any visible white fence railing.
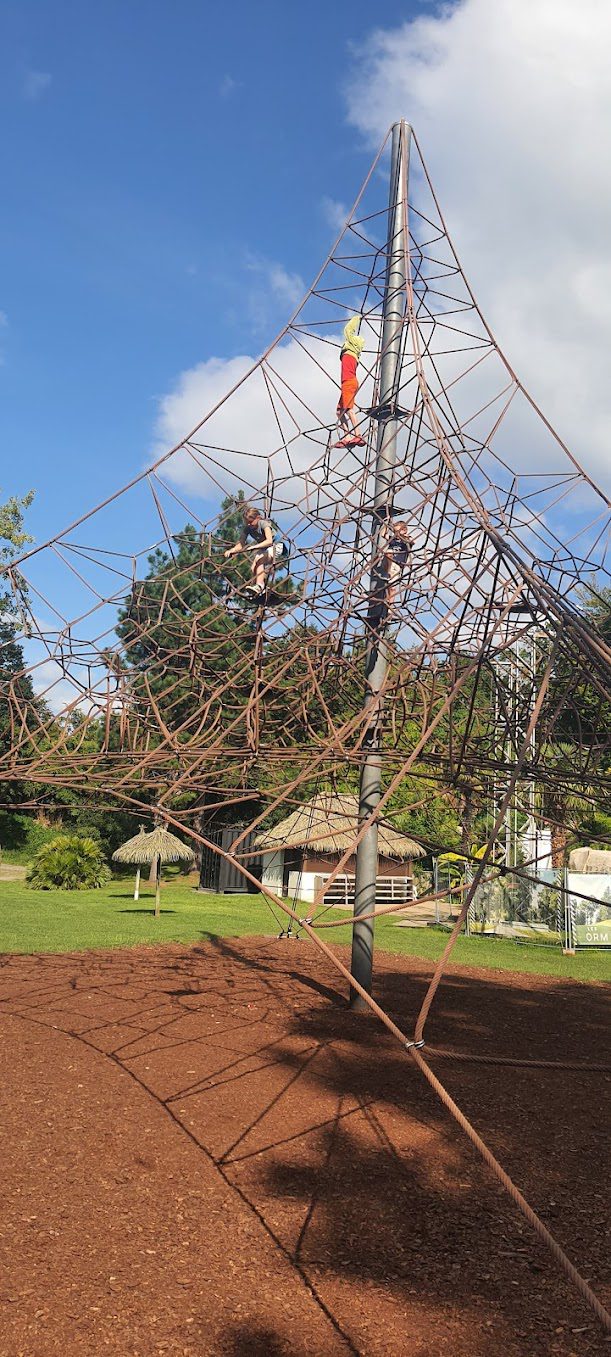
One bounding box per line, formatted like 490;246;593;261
313;874;414;909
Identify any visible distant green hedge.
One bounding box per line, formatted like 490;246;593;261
0;813;58;864
0;809;144;864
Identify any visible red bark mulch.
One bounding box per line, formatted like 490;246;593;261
0;936;609;1357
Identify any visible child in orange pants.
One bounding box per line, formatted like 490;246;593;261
334;315;366;447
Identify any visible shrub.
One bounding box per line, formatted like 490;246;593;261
0;812;58;864
27;834;111;890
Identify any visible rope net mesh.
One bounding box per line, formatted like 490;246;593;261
1;124;610;1329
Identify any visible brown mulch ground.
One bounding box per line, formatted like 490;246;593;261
0;937;609;1357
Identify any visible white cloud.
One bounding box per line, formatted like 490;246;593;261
243;253;306;331
22;69;52;102
264;262;305;308
219;73;241;98
30;659;101;716
152;335;366;512
342;0;611;486
321;196;349;233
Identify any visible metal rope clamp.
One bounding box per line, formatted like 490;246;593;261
405;1039;425;1051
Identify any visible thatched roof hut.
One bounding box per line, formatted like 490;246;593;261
569;847;611;874
113;825;194;916
254;794;424;907
254;792;424;860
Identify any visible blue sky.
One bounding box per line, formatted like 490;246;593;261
0;0;417;546
3;0;609;712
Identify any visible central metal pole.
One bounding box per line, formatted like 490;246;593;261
350;120;411;1009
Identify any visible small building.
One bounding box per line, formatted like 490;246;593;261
254;792;425;907
198;824;262;893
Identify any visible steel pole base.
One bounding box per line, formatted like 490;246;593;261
349;986;372;1012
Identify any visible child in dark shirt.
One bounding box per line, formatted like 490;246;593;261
381;520;412;607
224;507;287;596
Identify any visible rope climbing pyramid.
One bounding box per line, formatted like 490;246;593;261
1;120;610;1331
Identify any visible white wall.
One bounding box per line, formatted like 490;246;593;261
287;870;317;905
261;851;284;894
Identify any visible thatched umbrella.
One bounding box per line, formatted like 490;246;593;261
112;825;194;917
112;825;148;901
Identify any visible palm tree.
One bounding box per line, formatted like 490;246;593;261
539;744;595;867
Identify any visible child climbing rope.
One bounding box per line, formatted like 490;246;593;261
380;519;412;608
223;506;287;598
334;315;366;448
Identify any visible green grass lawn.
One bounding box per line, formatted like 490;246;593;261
0;876;609;982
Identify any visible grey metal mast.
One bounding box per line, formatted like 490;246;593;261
350;119;411;1009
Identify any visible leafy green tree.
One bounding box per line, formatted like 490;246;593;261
534;590;610;862
580;583;611;643
537;742;598;866
0;620;37;770
549;586;611;747
390;769;461;854
115;495;312;824
27;833;111;889
63;807;142;858
0;493;131;855
0;490;34;579
0;491;41;815
116;496;257;741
